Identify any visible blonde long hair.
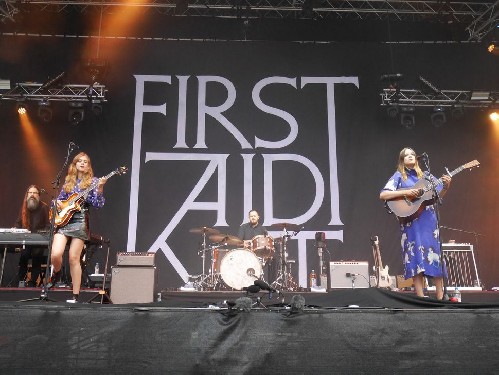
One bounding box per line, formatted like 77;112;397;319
397;147;423;180
63;152;94;193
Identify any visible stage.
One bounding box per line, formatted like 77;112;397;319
1;287;499;374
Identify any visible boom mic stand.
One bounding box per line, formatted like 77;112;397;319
19;142;77;303
420;154;448;299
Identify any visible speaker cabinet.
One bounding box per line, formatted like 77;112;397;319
110;266;157;304
329;261;370;289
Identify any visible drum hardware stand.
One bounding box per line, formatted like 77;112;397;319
271;227;298;291
87;239;112;304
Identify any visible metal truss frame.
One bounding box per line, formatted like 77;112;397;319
1;1;497;41
380;88;498;108
0;82;108;103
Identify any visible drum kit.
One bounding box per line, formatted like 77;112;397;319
188;223;300;291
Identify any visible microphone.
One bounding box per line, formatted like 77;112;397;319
416;153;428;160
243;285;261;294
254;280;276;293
69;141;79;150
293;226;305;235
346;273;360;277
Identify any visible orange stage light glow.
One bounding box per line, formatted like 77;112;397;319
19;113;55;184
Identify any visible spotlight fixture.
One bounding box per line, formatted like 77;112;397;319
68;101;84;125
91;99;103;116
451;104;465;120
16;100;27;115
490;110;499;122
400;106;416;129
430;106;446;128
37;99;52;123
488;42;498;56
386;105;399;118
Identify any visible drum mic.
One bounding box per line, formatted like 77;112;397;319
254;280;278;299
243;285;261;294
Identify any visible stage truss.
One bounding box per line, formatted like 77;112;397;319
1;0;497;41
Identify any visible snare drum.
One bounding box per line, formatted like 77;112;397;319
251;235;275;260
219;249;262;290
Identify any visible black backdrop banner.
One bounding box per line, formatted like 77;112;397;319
1;36;497;289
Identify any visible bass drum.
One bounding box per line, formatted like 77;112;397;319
219;249;262;290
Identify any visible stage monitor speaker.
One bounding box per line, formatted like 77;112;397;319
329;261;369;289
110;266;156;304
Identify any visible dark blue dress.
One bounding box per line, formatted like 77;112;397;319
382;168;446;279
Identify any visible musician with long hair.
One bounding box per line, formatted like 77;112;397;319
49;152;107;302
14;185;50;286
379;147;451;300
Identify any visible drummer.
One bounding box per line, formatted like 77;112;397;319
238;210;268;247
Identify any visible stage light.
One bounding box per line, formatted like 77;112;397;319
471;91;490;101
488;42;498;56
37;99;52;123
400;106;415;129
431;106;446;128
386;105;399;118
16;101;27;115
91;99;103;116
68;101;84;125
451;104;465;120
490;111;499;122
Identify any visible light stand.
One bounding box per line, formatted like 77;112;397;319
19;142;77;303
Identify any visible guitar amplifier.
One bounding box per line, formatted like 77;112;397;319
116;252;155;267
110;266;157;304
330;261;370;289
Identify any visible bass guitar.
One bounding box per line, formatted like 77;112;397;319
371;235;391;288
51;166;128;228
386;160;479;218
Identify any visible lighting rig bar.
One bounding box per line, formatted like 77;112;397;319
0;0;495;23
465;0;499;41
0;82;107;102
380;88;498;108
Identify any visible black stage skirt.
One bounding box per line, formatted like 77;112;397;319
57;210;89;241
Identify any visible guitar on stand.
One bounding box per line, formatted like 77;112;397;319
371;236;392;288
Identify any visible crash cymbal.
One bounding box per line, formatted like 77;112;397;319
272;222;301;231
209;234;243;246
189;226;220;235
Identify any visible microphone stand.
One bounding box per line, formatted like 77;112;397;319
19;142;77;302
420;155;448;299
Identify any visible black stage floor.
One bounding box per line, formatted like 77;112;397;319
1;286;499;309
2;287;499;373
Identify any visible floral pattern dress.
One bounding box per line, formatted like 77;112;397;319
382;168;446;280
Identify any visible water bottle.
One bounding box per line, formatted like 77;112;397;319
94;262;100;275
309;269;317;288
454;287;461;302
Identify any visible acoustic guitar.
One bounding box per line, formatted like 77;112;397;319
385;160;479;218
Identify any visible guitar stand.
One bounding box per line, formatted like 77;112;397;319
87;239;112;304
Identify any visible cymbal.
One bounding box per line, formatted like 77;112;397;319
209;234;243;247
189;227;220;235
272;222;301;231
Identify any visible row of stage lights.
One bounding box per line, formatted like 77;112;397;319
385;104;499;130
15;99;103;125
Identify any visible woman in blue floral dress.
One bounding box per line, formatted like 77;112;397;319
380;147;451;299
49;152;107;302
